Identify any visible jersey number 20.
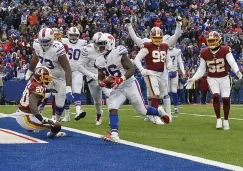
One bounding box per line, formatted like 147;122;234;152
152;51;166;63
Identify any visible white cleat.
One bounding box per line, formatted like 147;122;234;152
47;131;66;138
216;118;223;129
96;110;103;126
102;131;120;144
51;115;55;120
144;115;155;123
223;120;230;130
62;116;70;122
153;116;164;125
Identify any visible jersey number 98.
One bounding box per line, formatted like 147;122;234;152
152;51;166;63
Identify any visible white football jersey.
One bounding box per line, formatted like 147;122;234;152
61;38;87;71
167;48;185;74
33;39;66;79
95;45;135;83
78;43;100;81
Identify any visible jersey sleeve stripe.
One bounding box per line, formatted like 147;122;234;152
56;47;65;53
119;48;128;55
56;49;66;56
81;48;88;56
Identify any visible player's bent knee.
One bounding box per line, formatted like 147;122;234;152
213;93;220;103
222;97;230;105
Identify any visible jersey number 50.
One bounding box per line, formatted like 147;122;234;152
152;51;166;63
207;58;225;73
68;48;81;60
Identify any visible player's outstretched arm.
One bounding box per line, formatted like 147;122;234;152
185;58;206;89
126;19;143;47
121;54;135;80
226;52;242;79
164;16;182;47
26;51;39;80
134;48;149;76
178;52;186;76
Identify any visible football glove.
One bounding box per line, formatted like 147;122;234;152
176;16;182;25
184;78;195;89
111;76;125;89
99;79;106;87
169;71;178;78
236;70;242;80
66;86;74;104
125;17;131;24
42;118;55;127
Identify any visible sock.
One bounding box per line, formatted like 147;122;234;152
172;92;178;108
52;96;56;116
39;98;48;113
222;97;230;120
151;98;159;108
55;106;64;121
95;101;102;114
213;94;221;119
73;93;82;114
163;95;171;115
148;98;151;106
146;106;159;116
109;113;118;133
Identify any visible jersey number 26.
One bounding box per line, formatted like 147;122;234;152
152;51;166;63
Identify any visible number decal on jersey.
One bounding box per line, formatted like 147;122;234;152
207;58;225;73
36;86;44;94
20;88;30;107
39;56;55;69
152;51;166;63
53;43;60;48
170;56;176;65
101;65;121;77
68;48;81;60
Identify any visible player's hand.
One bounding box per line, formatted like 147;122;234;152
46;89;58;93
176;16;182;25
66;86;74;104
125;17;131;24
91;73;98;81
99;79;106;87
236;70;242;80
184;78;195;89
169;71;178;78
42;118;55;127
140;69;151;76
111;76;124;89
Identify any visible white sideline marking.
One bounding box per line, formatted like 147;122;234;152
63;126;243;171
1;113;243;170
180;113;243;121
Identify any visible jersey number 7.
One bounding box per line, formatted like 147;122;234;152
152;51;166;63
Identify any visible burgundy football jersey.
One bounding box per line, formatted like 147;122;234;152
143;42;168;72
18;78;46;113
200;46;231;78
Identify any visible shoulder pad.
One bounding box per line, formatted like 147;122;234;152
118;45;128;55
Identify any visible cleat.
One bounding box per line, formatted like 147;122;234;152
47;131;66;138
75;111;86;121
174;108;179;114
27;130;39;133
144;115;155;123
144;116;149;121
216;118;223;129
153;116;164;125
223;120;230;130
62;116;70;122
96;110;103;125
101;131;120;144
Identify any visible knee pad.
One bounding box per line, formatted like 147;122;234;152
213;93;220;104
222;97;230;105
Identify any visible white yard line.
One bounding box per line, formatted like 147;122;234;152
0;113;242;170
180;113;243;121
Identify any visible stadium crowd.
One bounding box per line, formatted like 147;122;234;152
0;0;243;104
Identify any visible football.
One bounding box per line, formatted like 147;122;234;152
51;122;61;133
105;76;114;88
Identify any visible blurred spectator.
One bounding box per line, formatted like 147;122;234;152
232;77;243;104
198;74;209;105
2;62;14;81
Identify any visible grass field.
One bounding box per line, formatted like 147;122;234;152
1;104;243;167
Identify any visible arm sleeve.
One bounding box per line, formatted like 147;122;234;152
226;52;240;73
178;53;185;75
166;53;172;70
78;48;94;78
134;48;148;71
164;22;182;47
127;23;143;47
191;58;206;81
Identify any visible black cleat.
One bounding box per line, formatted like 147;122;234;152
75;112;86;121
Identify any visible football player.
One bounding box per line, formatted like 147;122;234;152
185;31;242;130
25;28;73;122
126;17;182;124
16;66;66;137
95;33;170;143
167;44;186;113
61;27;87;122
78;32;111;125
134;27;173;124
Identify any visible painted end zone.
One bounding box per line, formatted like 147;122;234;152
0;116;241;171
0;129;47;144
